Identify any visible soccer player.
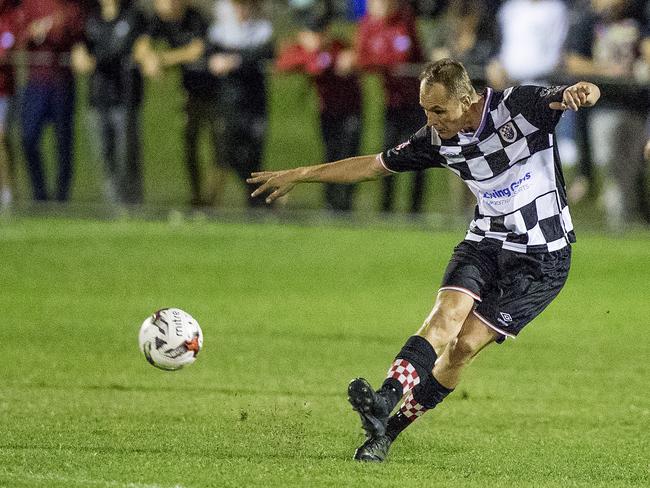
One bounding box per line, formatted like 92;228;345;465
247;59;600;462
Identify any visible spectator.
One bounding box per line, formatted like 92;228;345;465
208;0;273;207
565;0;650;227
0;0;19;209
139;0;219;208
354;0;426;213
276;11;362;212
487;0;568;88
429;0;499;82
18;0;85;202
565;0;598;205
71;0;147;207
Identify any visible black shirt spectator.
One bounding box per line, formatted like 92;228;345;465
207;0;274;206
148;7;215;96
207;1;273;117
84;4;146;108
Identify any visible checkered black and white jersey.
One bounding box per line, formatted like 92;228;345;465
379;85;576;253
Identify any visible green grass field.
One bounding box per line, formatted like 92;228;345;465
1;217;649;487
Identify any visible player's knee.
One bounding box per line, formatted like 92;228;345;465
424;305;467;333
422;307;468;347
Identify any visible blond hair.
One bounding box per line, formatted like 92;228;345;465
420;58;476;100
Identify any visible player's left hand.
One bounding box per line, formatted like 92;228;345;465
247;169;299;204
549;83;596;111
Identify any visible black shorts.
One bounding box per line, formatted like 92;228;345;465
440;239;571;342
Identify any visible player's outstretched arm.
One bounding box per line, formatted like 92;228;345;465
247;154;390;204
549;82;600;111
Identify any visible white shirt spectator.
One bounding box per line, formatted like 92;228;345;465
497;0;568;83
208;0;272;50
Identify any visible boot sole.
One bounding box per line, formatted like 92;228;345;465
347;378;386;437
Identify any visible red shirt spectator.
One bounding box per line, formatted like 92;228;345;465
355;1;423;109
0;3;18;96
17;0;85;82
276;38;362;117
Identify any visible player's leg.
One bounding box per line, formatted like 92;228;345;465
432;312;499;388
348;290;474;439
416;289;476;353
355;313;497;462
349;240;498;460
349;239;492;439
373;243;571;456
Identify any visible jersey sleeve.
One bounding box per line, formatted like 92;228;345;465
504;85;568;133
380;126;446;173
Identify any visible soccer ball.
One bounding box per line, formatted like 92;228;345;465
138;308;203;371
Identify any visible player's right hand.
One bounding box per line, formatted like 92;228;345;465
247;170;299;204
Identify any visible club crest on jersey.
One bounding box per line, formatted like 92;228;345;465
498;121;517;143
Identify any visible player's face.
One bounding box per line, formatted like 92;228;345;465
419;81;470;139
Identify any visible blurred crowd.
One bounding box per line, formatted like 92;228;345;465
0;0;649;227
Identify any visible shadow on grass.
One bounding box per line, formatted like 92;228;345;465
0;443;358;463
15;381;344;399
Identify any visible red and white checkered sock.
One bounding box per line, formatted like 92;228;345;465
385;358;421;396
385;374;455;440
398;392;428;423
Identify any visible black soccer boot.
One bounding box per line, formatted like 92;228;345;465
353;435;392;462
347;378;392;438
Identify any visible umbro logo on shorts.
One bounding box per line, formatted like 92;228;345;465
498;312;513;326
